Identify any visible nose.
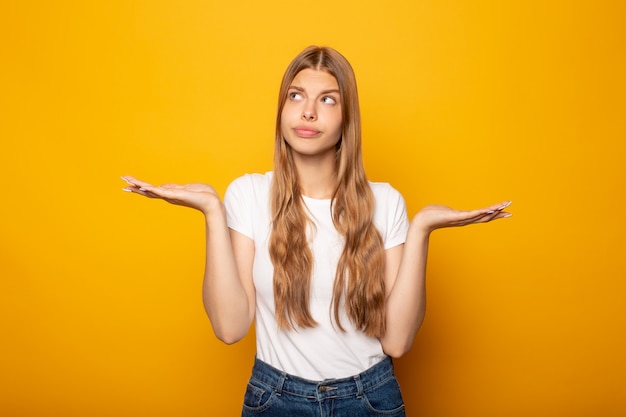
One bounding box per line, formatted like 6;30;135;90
302;107;317;121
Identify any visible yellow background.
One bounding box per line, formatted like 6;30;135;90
1;1;624;415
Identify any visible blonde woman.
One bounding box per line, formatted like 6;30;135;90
123;46;511;417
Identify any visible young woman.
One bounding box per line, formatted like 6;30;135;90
122;46;511;417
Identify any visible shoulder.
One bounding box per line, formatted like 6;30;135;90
228;172;273;190
226;172;273;197
368;181;408;221
224;172;273;235
224;172;273;210
368;181;409;247
368;181;404;203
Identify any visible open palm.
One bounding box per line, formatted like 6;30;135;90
415;201;512;233
122;175;222;215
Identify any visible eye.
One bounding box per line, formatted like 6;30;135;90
289;91;303;100
322;96;337;104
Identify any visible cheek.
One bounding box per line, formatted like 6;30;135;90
330;112;343;135
281;104;298;123
279;107;290;136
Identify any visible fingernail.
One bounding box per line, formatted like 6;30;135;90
486;210;495;214
139;187;146;192
499;201;512;210
502;213;512;218
122;187;132;192
121;176;133;185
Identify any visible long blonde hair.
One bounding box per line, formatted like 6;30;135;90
269;46;386;337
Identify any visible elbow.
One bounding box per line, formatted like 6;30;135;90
211;320;249;345
383;341;413;359
381;325;423;358
214;327;247;345
381;321;424;358
381;333;415;358
204;305;252;345
216;334;244;345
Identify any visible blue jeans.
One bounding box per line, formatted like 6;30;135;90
241;356;406;416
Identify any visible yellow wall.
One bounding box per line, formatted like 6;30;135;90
1;1;624;415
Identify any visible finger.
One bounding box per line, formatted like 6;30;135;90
445;201;512;226
492;211;513;220
496;201;512;211
463;212;496;224
482;201;512;215
124;186;160;198
121;175;155;189
476;209;513;223
137;185;177;199
461;208;507;224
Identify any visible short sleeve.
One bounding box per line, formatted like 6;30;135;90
223;175;254;239
385;189;409;249
372;183;409;250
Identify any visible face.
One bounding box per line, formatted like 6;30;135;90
280;68;343;162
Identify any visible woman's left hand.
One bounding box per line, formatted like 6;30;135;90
413;201;512;234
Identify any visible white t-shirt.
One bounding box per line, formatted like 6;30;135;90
224;172;409;380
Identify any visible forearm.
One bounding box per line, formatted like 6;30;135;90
380;219;430;357
121;176;255;343
379;199;512;357
202;206;253;344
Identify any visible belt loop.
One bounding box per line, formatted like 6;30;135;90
275;372;286;396
354;374;364;398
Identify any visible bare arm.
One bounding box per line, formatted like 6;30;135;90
203;210;255;344
122;176;255;344
379;201;512;358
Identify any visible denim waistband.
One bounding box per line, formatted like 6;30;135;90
249;356;395;400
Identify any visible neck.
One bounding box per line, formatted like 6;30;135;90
293;154;338;199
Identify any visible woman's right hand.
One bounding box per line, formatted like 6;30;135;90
122;175;222;215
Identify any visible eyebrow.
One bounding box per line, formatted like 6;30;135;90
288;85;341;95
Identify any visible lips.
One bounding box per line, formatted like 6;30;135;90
293;127;321;138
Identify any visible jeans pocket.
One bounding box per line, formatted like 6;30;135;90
362;375;406;416
242;378;275;412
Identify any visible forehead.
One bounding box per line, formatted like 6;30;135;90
290;68;339;91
